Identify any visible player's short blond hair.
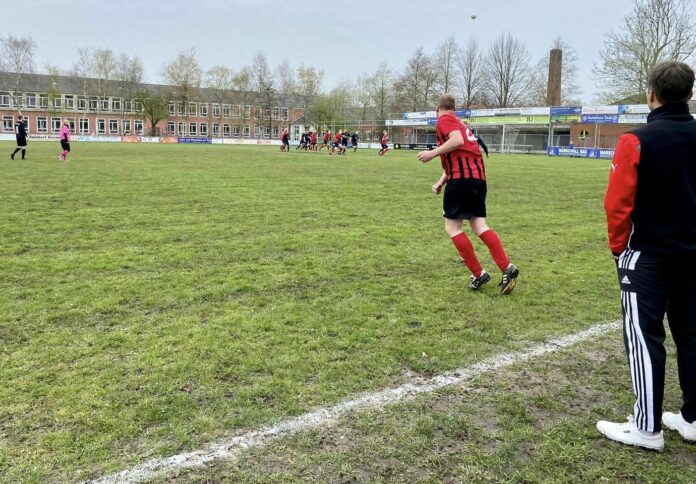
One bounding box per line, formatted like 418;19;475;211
439;94;456;111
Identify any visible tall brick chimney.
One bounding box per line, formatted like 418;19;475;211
547;49;562;106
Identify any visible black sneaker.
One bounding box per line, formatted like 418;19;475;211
10;152;15;160
470;271;491;290
499;264;520;295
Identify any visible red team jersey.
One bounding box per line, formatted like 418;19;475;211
334;133;342;143
323;132;330;142
381;134;389;144
311;132;317;143
436;112;485;181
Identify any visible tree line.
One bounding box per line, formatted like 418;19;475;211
0;0;694;132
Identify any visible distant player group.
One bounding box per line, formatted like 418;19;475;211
279;128;390;156
9;114;71;162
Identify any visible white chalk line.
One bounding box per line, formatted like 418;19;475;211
90;320;621;484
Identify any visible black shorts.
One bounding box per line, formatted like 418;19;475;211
443;178;487;220
381;144;388;150
282;138;289;145
16;136;27;147
61;140;71;151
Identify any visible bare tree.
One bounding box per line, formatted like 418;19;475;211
232;67;253;134
368;62;394;121
161;49;203;121
251;52;277;138
275;60;296;94
135;89;168;136
485;33;531;108
459;38;486;108
295;64;324;109
71;47;95;112
354;73;373;123
396;47;436;111
206;66;234;132
0;35;37;107
115;53;145;116
92;48;117;118
595;0;696;102
436;36;460;94
528;37;582;106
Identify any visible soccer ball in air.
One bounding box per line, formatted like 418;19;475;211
470;13;477;19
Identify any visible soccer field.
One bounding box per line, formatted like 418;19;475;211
1;143;694;482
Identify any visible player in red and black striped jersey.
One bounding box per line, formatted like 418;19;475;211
418;94;518;294
379;131;389;156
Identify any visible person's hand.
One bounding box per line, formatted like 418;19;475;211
432;182;443;195
418;150;436;163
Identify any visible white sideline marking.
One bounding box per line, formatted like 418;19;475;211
91;321;621;484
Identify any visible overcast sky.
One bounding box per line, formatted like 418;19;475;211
10;0;638;104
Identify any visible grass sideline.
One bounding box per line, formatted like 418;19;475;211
2;142;624;481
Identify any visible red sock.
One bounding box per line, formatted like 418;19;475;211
479;230;510;272
451;233;483;277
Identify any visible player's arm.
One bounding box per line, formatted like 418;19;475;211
604;133;640;256
477;137;489;157
418;130;463;163
432;171;448;194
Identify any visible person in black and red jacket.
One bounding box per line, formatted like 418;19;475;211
598;61;696;451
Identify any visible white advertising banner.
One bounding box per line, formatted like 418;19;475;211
582;105;620;115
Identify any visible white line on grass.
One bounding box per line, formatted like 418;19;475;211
90;321;621;484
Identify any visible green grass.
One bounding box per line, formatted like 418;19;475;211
1;142;628;482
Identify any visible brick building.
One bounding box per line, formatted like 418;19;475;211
0;72;305;139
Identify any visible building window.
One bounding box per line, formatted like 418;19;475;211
134;101;144;113
243;125;250;138
177;102;185;116
2;115;13;132
97;119;106;134
273;126;279;138
90;98;98;111
264;127;271;138
112;98;122;112
272;108;280;119
233;105;241;118
223;104;231;118
233;125;240;138
37;117;48;133
26;93;37;108
135;120;143;135
178;122;186;136
122;119;131;134
22;116;30;132
200;103;208;117
281;108;289;121
65;95;75;109
224;124;231;137
213;123;220;136
200;123;208;137
124;100;133;113
39;94;49;108
109;119;119;134
52;97;62;109
167;121;176;134
212;104;221;117
66;118;76;132
244;105;251;118
189;102;197;116
101;97;110;111
168;102;176;115
189;122;197;136
79;118;89;134
52;117;62;133
0;93;10;107
254;126;261;138
78;97;87;110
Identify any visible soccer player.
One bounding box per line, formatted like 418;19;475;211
476;135;489;158
10;114;28;160
319;129;331;151
378;130;389;156
597;61;696;451
280;127;290;152
310;130;318;151
58;119;71;162
351;132;360;152
417;94;519;294
341;131;349;154
330;131;343;155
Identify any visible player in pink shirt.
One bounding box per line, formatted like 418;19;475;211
59;120;71;162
